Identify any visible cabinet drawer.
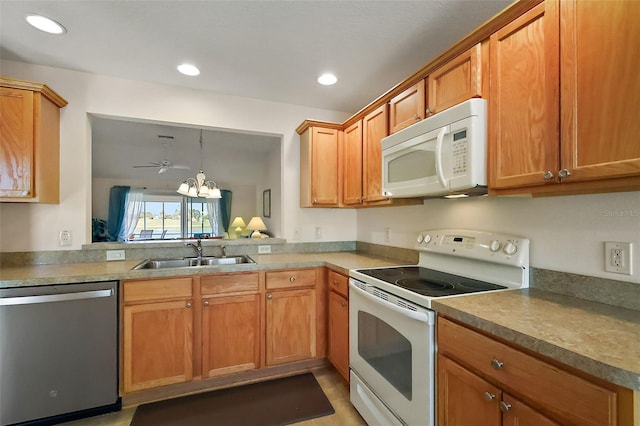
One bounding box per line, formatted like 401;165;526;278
266;268;316;290
124;278;192;303
201;272;259;295
327;270;348;298
437;318;617;426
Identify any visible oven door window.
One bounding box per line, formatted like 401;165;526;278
357;311;412;400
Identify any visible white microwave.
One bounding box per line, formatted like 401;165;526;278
381;98;487;198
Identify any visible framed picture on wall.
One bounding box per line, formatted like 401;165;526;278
263;189;271;218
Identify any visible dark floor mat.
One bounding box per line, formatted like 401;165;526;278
130;373;335;426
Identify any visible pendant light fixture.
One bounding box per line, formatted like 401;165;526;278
177;129;221;198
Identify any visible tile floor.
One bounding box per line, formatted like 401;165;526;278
61;367;366;426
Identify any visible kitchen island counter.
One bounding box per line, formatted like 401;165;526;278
432;288;640;391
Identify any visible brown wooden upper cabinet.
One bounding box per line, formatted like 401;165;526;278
490;0;640;194
362;104;390;204
427;43;482;116
0;78;67;203
389;80;425;134
342;120;363;206
299;125;341;207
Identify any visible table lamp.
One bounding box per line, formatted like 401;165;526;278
229;217;246;239
246;216;267;239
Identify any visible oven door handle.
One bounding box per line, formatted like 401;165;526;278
350;283;431;323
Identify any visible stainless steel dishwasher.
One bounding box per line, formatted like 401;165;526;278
0;281;120;425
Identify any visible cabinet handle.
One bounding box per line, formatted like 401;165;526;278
491;359;504;370
426;108;433;116
186;301;192;308
558;168;571;178
203;300;209;306
483;392;496;402
267;294;273;300
499;401;512;413
341;302;347;308
289;276;296;283
543;171;554;180
414;114;420;120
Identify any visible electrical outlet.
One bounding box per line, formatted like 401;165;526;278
384;227;391;242
314;226;322;240
59;230;72;246
106;249;126;261
258;245;271;254
604;241;632;275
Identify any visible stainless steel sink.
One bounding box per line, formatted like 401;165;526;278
132;255;254;270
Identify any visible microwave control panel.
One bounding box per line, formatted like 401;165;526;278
451;128;468;176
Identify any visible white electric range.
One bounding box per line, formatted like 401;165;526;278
348;229;530;426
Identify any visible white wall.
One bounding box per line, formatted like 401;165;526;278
357;191;640;283
0;60;354;251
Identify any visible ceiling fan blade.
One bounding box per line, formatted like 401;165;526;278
158;166;169;174
133;165;161;168
171;165;191;170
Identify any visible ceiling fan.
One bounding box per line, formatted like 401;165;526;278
132;159;191;174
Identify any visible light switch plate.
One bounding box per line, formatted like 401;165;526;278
107;249;126;261
258;245;271;254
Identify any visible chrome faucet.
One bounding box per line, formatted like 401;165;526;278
186;239;203;259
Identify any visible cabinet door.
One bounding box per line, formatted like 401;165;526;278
428;44;482;115
342;120;363;205
362;104;389;203
389;80;425;133
202;294;260;378
489;2;560;189
311;127;340;205
438;355;501;426
265;288;316;365
0;87;33;198
328;290;349;383
123;300;193;393
502;394;559;426
560;0;640;182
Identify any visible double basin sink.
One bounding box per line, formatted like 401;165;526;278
132;255;255;270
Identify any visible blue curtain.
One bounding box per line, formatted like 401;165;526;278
107;186;130;241
220;190;232;232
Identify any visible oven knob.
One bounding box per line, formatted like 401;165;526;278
423;234;432;244
489;240;501;252
503;242;517;256
417;235;424;243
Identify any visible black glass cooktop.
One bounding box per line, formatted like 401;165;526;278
357;266;506;297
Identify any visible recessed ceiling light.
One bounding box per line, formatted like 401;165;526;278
25;14;66;35
317;73;338;86
177;63;200;76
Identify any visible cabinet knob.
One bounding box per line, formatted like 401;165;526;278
483;392;496;402
414;114;420;120
186;301;192;308
558;168;571;178
543;171;554;180
267;294;273;300
341;302;347;308
426;108;433;116
289;276;296;282
203;300;209;306
491;359;504;370
313;198;318;203
499;401;512;413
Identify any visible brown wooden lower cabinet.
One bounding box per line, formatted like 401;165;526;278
327;269;349;383
437;317;633;426
122;268;322;395
122;277;194;393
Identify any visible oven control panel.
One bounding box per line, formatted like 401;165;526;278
416;229;529;268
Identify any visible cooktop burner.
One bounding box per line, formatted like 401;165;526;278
357;266;506;297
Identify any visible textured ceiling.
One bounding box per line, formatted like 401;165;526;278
1;0;514;114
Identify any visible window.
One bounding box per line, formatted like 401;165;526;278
132;193;221;239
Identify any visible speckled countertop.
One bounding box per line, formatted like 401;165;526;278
432;289;640;391
2;253;638;392
0;252;403;288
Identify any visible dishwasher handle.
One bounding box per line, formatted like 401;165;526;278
0;289;114;306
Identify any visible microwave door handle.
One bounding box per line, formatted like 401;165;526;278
435;126;449;188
